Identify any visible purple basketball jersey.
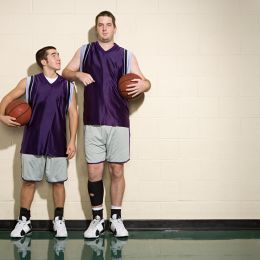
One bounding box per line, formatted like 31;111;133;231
80;42;130;127
21;73;71;157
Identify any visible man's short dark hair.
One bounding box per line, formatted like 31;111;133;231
35;46;56;69
95;11;116;28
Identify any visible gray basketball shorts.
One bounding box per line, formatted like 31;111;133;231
21;154;68;183
84;125;130;164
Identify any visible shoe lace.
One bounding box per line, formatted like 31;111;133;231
113;218;125;231
90;218;101;227
15;219;27;229
17;220;24;225
55;219;65;226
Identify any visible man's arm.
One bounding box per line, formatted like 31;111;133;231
62;48;95;86
66;90;78;159
127;54;151;98
0;78;26;126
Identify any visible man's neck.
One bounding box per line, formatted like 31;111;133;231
43;69;57;78
98;40;114;51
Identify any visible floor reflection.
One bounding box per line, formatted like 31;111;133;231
0;230;260;260
8;233;128;260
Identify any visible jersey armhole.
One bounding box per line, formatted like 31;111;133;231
80;43;91;72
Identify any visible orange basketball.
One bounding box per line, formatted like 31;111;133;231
5;99;32;126
118;73;143;100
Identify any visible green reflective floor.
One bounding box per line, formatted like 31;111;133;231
0;230;260;260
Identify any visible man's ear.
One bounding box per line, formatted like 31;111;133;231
41;59;47;67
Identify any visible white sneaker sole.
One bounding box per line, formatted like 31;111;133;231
10;230;32;239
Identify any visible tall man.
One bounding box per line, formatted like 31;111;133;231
63;11;151;238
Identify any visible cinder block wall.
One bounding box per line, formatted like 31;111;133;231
0;0;260;220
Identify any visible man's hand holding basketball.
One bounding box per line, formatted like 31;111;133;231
0;115;21;127
126;79;148;98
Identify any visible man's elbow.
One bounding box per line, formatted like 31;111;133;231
62;68;68;78
145;79;151;92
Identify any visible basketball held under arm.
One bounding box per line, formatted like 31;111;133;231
130;55;151;93
0;78;26;126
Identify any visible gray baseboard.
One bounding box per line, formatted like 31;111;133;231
1;219;260;231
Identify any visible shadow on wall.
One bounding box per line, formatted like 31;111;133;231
27;63;42;76
0;64;43;220
0;123;23;219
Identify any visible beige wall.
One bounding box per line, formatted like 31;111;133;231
0;0;260;220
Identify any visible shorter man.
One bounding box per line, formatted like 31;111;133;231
0;46;78;238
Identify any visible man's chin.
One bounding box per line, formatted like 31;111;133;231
99;37;113;43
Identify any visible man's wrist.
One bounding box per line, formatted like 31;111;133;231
0;115;5;123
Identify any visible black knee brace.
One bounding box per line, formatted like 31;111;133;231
88;180;104;206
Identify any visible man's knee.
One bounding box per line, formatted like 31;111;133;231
87;163;103;181
52;182;64;189
109;163;124;179
22;180;36;188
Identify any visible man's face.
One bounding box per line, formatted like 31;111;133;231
42;49;61;70
96;16;116;43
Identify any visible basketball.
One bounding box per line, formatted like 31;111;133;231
5;99;32;126
118;73;143;100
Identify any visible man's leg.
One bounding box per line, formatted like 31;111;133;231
10;181;35;238
19;154;43;222
108;163;128;238
88;163;104;218
52;182;67;238
52;182;65;220
109;163;125;212
52;182;66;238
46;156;68;238
19;180;36;221
84;163;105;239
20;181;36;211
47;157;67;212
53;182;65;208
